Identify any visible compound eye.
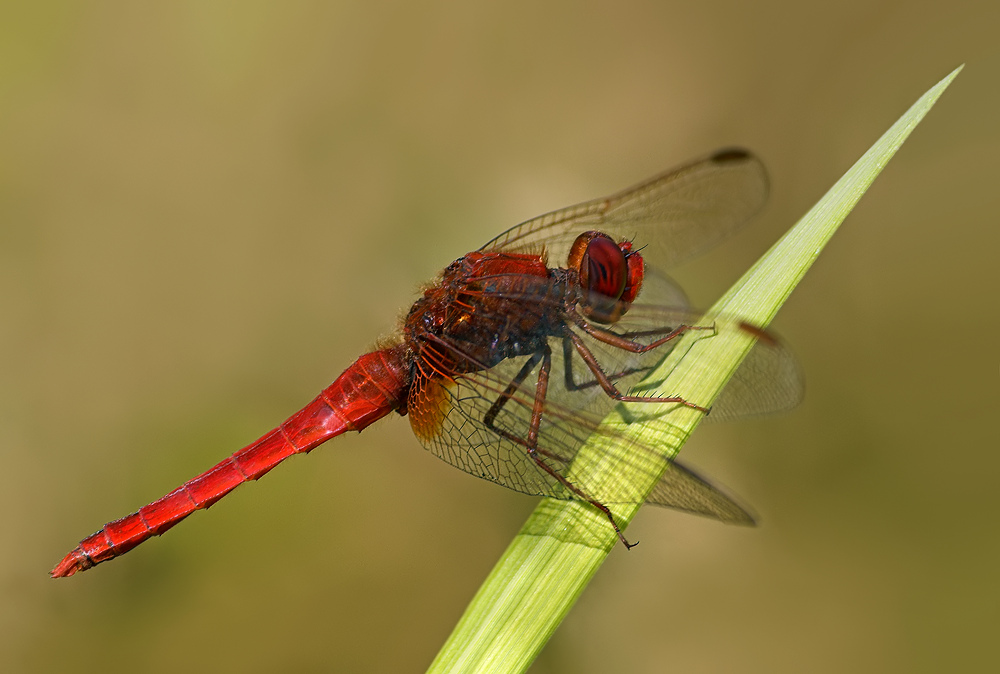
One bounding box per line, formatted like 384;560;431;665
582;235;627;301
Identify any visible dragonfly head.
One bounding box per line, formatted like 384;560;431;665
567;231;644;324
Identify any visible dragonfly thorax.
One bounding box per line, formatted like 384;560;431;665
404;250;566;375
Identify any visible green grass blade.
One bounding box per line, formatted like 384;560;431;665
427;66;961;674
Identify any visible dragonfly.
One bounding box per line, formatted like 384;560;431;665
51;148;802;578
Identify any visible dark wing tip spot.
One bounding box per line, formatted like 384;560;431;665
711;148;752;163
737;320;779;346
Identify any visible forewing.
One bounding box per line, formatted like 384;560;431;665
480;149;768;271
405;273;799;516
594;301;804;421
709;330;805;421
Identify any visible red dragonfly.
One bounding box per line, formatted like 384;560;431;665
52;149;801;578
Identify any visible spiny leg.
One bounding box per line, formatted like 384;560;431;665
481;349;569;466
561;333;653;393
482;342;637;549
570;311;716;354
566;331;709;413
483;351;544;429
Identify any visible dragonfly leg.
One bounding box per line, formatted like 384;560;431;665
481;350;568;465
566;331;709;413
483;342;637;549
483;349;565;464
570;312;715;354
561;333;654;393
483;351;544;429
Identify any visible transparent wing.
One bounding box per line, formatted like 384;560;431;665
646;461;756;524
408;350;755;522
405;274;801;520
605;301;804;421
709;329;805;422
480;149;768;271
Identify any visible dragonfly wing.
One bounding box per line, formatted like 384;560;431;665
407;359;594;502
708;331;805;421
599;302;804;419
646;460;756;525
480;149;768;271
405;272;798;516
405;297;731;507
635;266;690;312
406;295;694;506
408;353;759;524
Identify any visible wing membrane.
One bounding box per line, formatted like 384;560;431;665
409;351;757;520
418;151;790;525
405;272;800;519
480;149;768;271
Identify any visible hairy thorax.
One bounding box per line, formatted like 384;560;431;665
403;251;572;375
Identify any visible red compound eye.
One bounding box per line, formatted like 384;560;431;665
568;232;627;300
582;235;627;300
618;241;644;305
567;231;644;323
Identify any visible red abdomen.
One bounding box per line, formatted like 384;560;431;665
51;346;410;577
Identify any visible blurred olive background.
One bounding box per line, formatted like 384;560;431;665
2;1;996;672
